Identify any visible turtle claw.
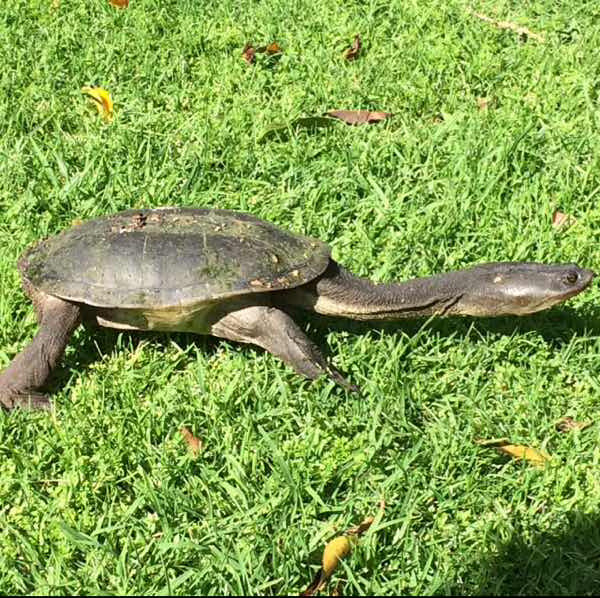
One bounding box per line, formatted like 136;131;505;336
0;391;53;411
325;364;361;394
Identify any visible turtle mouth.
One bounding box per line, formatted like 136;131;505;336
514;269;595;314
573;268;595;292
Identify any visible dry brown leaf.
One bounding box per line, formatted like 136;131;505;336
243;42;281;64
261;42;282;55
344;35;362;60
477;97;492;111
469;11;545;43
81;87;113;122
346;499;385;535
552;210;577;229
324;110;392;125
346;516;374;536
556;416;592;433
108;0;129;7
242;44;256;64
180;427;202;456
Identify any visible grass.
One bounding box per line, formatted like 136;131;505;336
1;0;600;594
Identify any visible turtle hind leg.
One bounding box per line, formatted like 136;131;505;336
0;292;81;411
210;305;359;393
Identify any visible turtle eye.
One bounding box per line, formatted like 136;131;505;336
565;271;579;285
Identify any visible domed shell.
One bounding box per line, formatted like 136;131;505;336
20;208;331;309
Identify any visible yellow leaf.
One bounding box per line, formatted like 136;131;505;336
302;535;355;596
108;0;129;8
496;444;551;467
322;535;353;577
81;87;113;122
302;501;384;596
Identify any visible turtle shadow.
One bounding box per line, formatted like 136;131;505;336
445;510;600;595
295;303;600;352
49;326;223;393
50;304;600;394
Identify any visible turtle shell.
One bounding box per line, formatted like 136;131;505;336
20;208;331;309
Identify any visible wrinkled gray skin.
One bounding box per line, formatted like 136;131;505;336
0;208;595;410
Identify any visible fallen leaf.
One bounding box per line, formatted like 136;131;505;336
469;10;545;43
477;97;492;111
242;44;256;64
81;87;113;122
108;0;129;7
322;536;353;578
346;516;374;536
180;427;202;456
497;444;550;467
344;35;362;60
302;500;384;596
556;416;592;433
324;110;392;125
552;210;577;229
346;499;385;535
302;536;355;596
479;439;550;467
243;42;281;64
261;42;282;55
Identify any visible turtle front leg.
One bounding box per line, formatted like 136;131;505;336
210;305;359;393
0;293;81;411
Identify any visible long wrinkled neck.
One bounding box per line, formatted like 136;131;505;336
283;261;468;320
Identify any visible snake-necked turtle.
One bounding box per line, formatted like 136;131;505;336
0;207;594;410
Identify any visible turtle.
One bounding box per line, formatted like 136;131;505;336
0;207;594;410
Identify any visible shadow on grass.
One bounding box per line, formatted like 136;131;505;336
453;510;600;595
297;304;600;359
47;303;600;396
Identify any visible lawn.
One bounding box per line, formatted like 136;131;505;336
1;0;600;594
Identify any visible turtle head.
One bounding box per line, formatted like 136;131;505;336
458;262;595;316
